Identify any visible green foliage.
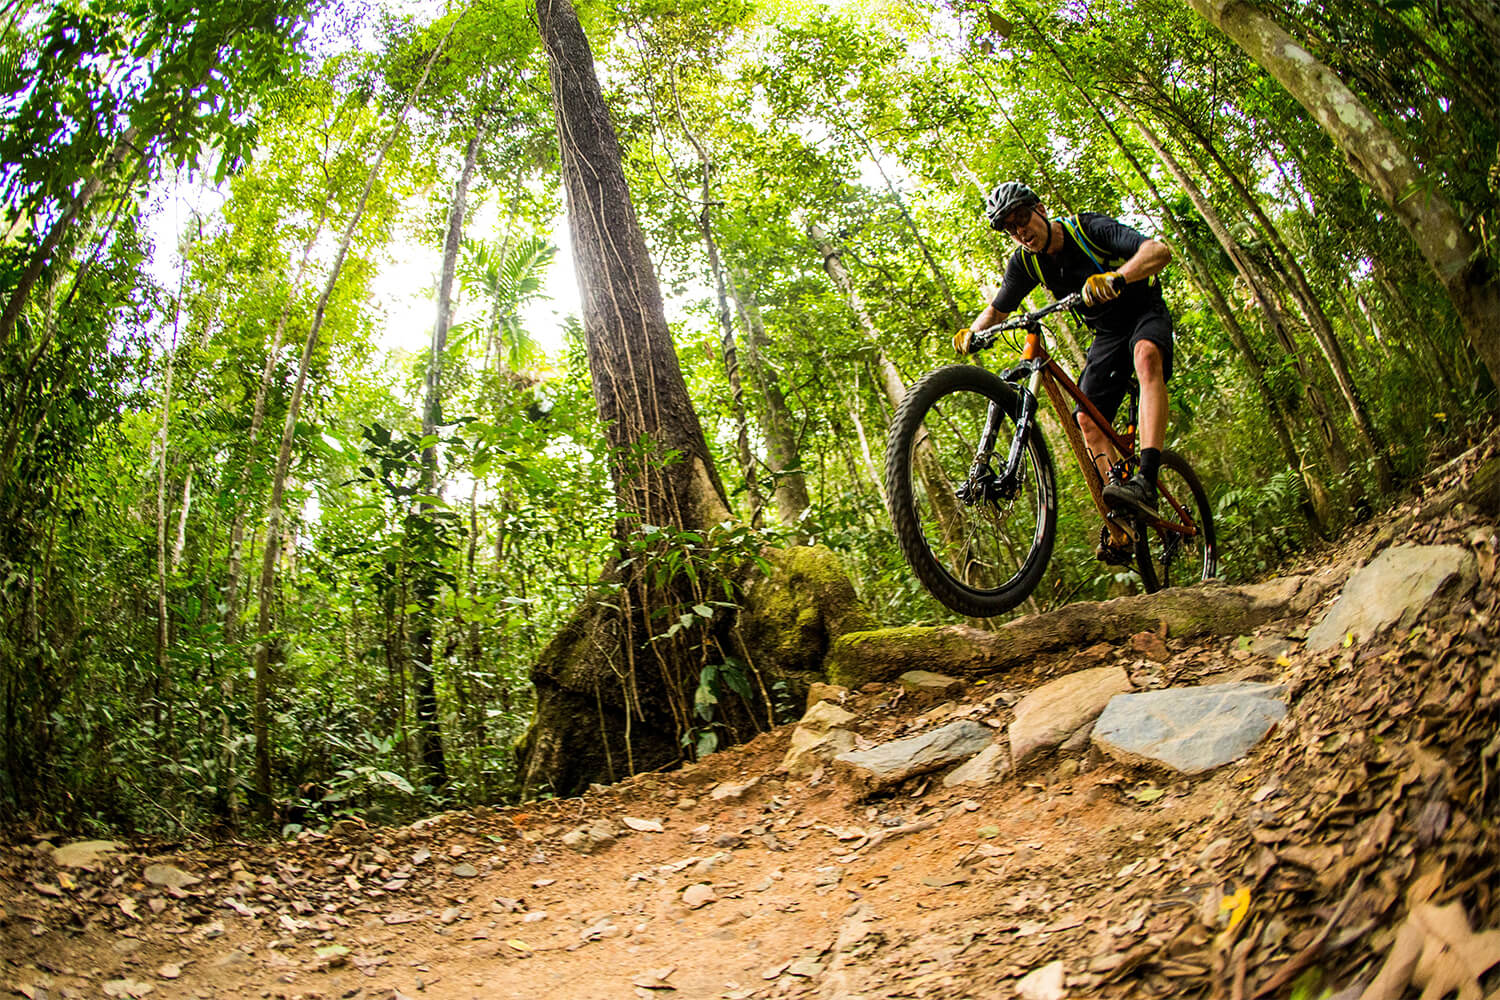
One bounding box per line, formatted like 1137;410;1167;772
6;0;1495;835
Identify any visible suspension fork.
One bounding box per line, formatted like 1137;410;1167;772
968;369;1041;493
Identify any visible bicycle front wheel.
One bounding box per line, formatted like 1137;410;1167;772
885;365;1057;617
1135;450;1217;593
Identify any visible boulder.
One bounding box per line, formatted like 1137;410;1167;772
834;720;992;791
1092;682;1288;775
1009;666;1132;764
1306;544;1478;651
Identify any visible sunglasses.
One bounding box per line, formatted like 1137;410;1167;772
994;206;1034;234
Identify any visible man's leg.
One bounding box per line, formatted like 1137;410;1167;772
1135;340;1167;487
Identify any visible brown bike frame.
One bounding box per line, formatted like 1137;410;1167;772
1018;327;1200;551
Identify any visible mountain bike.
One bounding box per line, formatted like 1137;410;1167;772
884;292;1217;617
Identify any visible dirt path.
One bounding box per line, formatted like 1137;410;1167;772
4;481;1498;1000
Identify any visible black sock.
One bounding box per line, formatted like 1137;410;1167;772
1140;448;1161;485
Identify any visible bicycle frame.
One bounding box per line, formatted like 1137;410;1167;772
977;302;1202;552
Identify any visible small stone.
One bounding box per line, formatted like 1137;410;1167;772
834;720;992;791
942;742;1011;788
1016;960;1066;1000
560;830;590;852
709;779;759;801
143;865;201;890
450;863;478;878
682;883;717;909
805;683;849;711
898;670;965;700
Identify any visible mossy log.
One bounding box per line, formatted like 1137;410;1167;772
824;574;1338;688
516;545;873;797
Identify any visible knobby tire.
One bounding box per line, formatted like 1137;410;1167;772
884;365;1058;618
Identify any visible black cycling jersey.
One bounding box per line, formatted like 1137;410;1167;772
990;212;1168;338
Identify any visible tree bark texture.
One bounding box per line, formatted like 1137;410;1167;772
538;0;728;531
825;574;1338;687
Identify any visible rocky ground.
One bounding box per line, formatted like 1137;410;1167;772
3;444;1499;1000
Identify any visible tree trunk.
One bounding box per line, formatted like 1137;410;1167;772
224;204;331;648
1183;0;1500;394
250;24;454;821
538;0;727;530
1173;124;1395;491
1129;113;1355;480
411;122;482;791
730;274;810;530
671;87;763;526
527;0;741;796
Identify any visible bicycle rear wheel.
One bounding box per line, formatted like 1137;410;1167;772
1135;450;1217;593
885;365;1057;617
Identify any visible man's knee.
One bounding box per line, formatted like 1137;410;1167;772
1134;341;1165;381
1076;408;1104;438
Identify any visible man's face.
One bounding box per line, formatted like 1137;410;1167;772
1002;205;1049;252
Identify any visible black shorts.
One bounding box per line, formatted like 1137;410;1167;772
1075;310;1174;424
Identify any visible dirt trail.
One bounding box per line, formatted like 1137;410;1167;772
4;473;1498;1000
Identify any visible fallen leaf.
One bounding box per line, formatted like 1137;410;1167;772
1220;886;1250;931
507;939;533;953
1361;902;1500;1000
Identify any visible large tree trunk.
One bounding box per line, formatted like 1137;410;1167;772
523;0;870;796
525;0;730;796
1183;0;1500;394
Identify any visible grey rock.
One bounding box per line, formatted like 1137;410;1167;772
941;741;1011;788
780;701;859;777
1092;682;1288;775
834;720;992;790
1009;666;1132;764
1306;544;1478;651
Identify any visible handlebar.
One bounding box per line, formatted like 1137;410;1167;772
971;292;1083;352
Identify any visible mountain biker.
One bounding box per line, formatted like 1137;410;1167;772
955;181;1174;524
